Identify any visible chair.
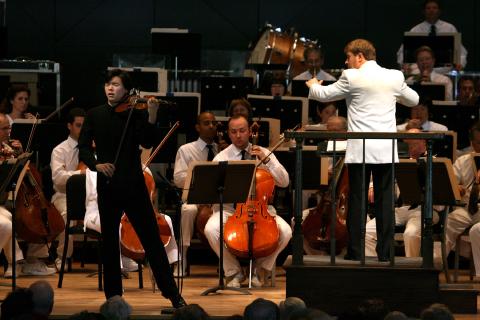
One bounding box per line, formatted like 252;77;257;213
57;174;143;290
57;174;103;290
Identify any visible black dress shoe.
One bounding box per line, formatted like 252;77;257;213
170;294;187;309
378;256;389;262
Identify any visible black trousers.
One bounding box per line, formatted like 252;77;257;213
97;175;178;299
347;163;394;259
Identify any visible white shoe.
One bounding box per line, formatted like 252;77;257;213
173;261;187;277
226;272;245;288
250;273;262;288
4;263;23;278
121;255;138;272
22;261;56;276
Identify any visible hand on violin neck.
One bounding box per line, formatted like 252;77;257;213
96;163;115;177
147;97;159;124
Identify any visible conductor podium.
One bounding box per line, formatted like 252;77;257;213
282;131;477;316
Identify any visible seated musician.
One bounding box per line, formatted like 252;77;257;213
83;167;179;268
204;115;292;288
0;85;35;125
35;108;86;271
0;113;55;277
228;98;253;122
365;129;440;258
301;116;347;255
396;99;447;132
293;46;336;81
173;111;218;276
445;121;480;279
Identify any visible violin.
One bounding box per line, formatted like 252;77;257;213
302;159;349;254
223;122;279;259
114;93;170;113
119;122;179;261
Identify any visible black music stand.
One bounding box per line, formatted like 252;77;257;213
395;158;461;265
0;153;31;290
183;160;255;295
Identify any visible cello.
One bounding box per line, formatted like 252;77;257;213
302;158;349;254
119;121;179;261
223;123;279;259
15;115;65;243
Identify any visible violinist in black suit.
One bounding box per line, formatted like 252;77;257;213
78;69;186;309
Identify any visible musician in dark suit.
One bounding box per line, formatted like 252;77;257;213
78;69;186;309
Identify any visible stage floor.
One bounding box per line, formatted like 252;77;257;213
1;263;479;319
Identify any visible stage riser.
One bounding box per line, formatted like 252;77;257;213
286;265;444;316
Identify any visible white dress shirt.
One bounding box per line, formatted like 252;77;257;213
407;71;453;100
293;69;336;81
397;19;468;68
173;138;218;189
396;120;448;132
309;60;419;164
50;136;81;203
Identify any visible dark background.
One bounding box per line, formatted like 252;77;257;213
4;0;479;109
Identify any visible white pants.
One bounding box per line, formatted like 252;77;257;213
446;207;480;276
180;203;199;247
27;195;73;259
0;206;24;263
365;206;439;258
204;205;292;277
85;211;179;264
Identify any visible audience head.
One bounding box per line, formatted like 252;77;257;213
384;311;409;320
279;296;307;320
423;0;441;24
29;280;54;317
420;303;454;320
68;311;106;320
357;298;389;320
99;295;132;320
228;98;252;120
244;298;279;320
172;304;210;320
303;46;325;76
344;39;376;69
0;287;34;320
0;84;31;116
415;46;435;75
469;121;480;153
288;308;333;320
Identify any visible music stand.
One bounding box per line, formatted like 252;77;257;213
0;152;31;290
395;158;461;264
182;160;256;295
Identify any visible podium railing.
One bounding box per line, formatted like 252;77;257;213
283;131;446;268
